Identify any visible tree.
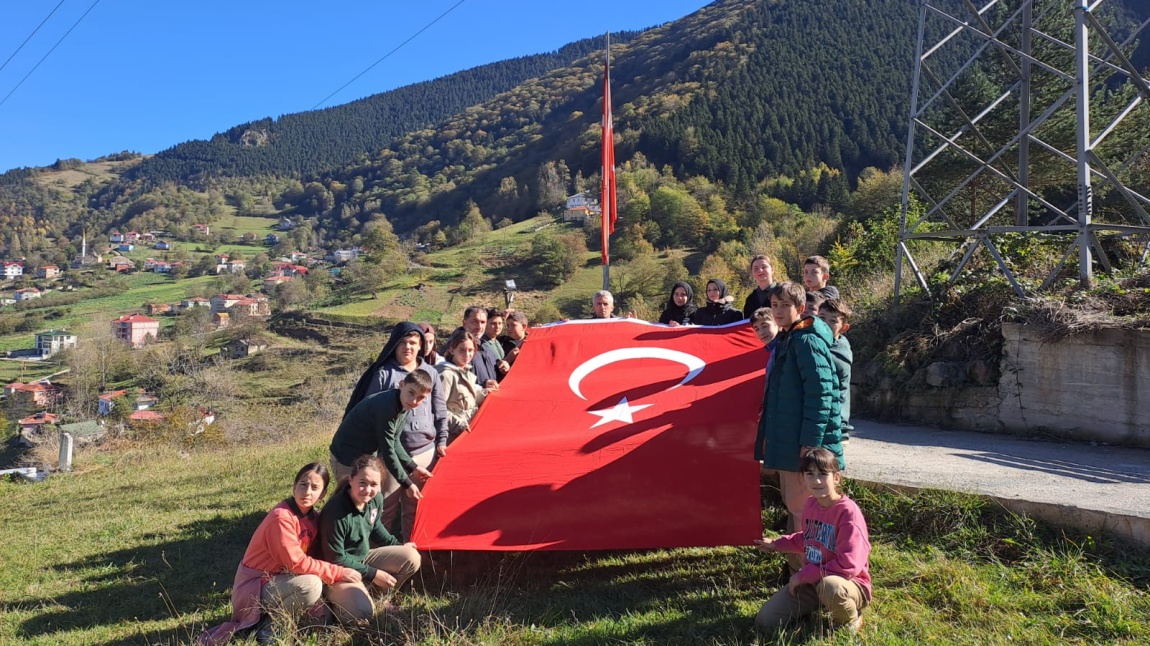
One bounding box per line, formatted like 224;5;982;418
526;233;586;288
536;162;566;210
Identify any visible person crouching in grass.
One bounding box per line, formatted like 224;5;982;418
754;448;871;634
198;463;361;645
319;455;422;624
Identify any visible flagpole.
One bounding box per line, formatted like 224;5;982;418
601;32;613;292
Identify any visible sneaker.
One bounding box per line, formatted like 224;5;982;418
252;616;276;644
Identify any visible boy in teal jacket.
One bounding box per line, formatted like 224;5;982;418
754;282;844;568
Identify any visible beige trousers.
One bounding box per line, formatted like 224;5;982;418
261;573;323;617
329;453;354;483
325;545;421;622
775;469;809;571
755;575;868;632
380;448;435;541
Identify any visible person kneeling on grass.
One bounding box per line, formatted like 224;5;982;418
319;454;422;624
754;448;871;634
199;463;361;645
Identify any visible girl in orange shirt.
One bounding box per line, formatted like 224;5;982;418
199;463;361;644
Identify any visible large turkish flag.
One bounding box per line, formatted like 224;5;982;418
411;319;766;550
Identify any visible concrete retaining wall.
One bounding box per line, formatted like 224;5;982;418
860;324;1150;448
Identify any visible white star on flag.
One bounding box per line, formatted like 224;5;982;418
587;397;652;429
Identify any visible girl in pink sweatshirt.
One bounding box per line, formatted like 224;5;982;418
754;448;872;634
199;463;361;645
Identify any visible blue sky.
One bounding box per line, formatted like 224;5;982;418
0;0;711;173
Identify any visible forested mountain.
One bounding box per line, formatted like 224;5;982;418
1;0;1147;259
127;35;639;183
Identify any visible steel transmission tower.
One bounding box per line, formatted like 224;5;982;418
896;0;1150;299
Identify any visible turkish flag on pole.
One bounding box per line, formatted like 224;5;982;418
411;320;765;551
600;50;617;264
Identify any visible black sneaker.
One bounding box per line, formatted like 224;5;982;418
253;616;275;645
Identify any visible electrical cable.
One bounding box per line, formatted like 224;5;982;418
0;0;101;110
0;0;68;75
311;0;468;110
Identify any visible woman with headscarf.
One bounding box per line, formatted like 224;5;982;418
658;281;698;327
693;278;743;326
342;321;449;540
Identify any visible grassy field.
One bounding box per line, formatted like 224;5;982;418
0;426;1146;646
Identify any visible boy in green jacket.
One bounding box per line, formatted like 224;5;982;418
754;282;844;568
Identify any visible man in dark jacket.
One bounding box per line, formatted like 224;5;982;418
754;282;844;568
462;305;503;386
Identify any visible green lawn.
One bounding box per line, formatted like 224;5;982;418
0;427;1146;646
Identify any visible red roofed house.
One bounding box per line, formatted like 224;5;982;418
192;224;210;235
230;296;270;318
262;274;293;292
1;261;24;279
210;294;246;313
5;381;62;407
111;314;160;348
129;410;165;423
19;412;59;433
98;390;127;416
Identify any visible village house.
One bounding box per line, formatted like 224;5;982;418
5;381;62;407
562;192;601;224
277;216;296;231
152;261;173;274
116;243;135;253
37;265;60;279
35;329;77;357
209;293;246;313
192;224;210;236
110;313;160;348
179;297;210;309
230;295;271;318
328;248;361;264
226;259;246;274
97;390;126;416
212;312;230;329
129;410;165;426
154;240;171;250
146;303;173;316
270;261;308;276
265;233;282;246
125;231;141;243
109;231;125;243
262;274;293;292
18;412;59;433
14;287;42;301
97;389;158;417
224;336;269;359
1;261;24;279
140;232;156;243
108;256;133;272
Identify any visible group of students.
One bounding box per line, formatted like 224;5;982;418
201;308;530;643
202;254;872;641
740;254;871;635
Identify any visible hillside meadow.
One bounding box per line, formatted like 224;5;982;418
0;420;1147;646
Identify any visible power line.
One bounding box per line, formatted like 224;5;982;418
0;0;68;75
0;0;101;110
311;0;469;110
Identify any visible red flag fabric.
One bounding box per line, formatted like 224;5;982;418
600;56;617;264
411;319;765;551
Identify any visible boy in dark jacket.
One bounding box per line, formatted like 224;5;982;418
818;298;853;444
754;282;844;568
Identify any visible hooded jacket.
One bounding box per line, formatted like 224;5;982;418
693;279;743;326
437;361;488;439
755;315;844;471
658;281;698;325
344;322;449;456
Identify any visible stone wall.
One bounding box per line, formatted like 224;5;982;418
857;324;1150;448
